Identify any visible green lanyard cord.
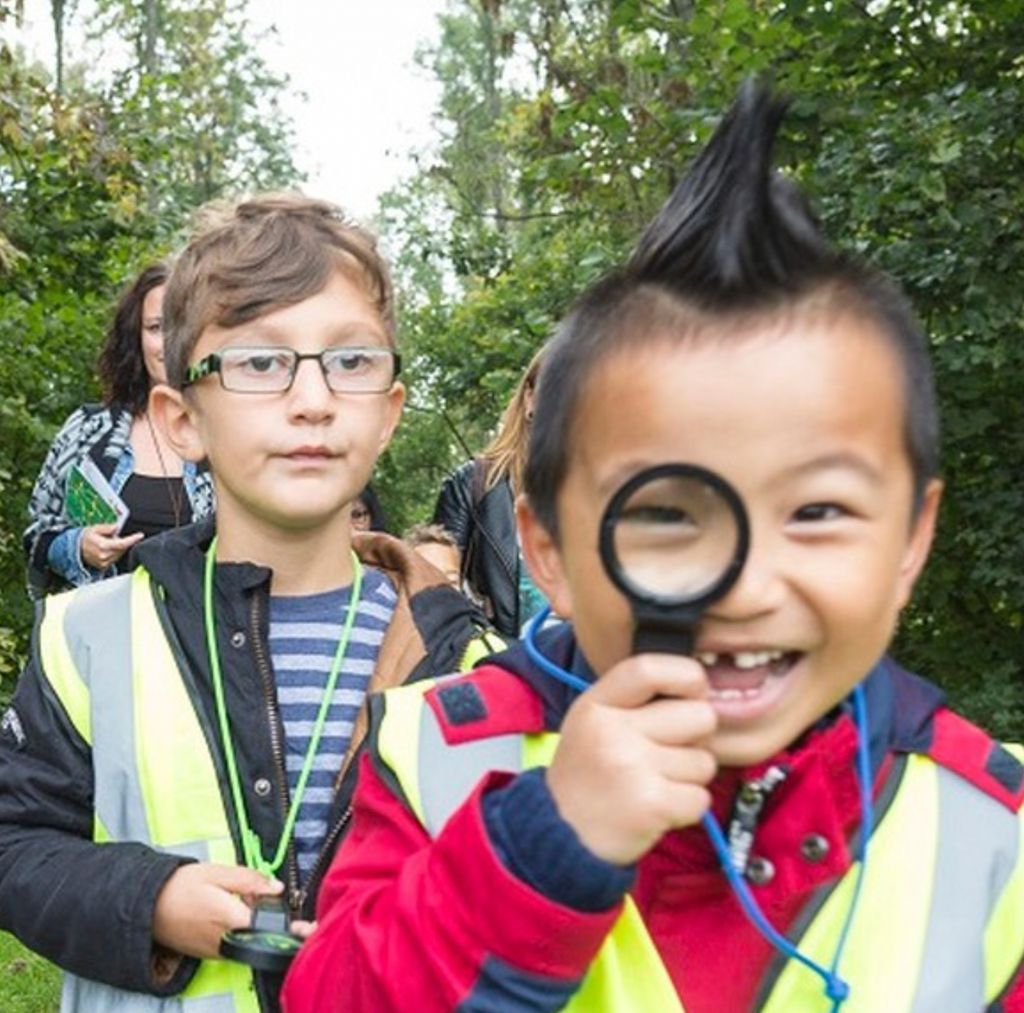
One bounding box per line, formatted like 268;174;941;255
203;536;364;877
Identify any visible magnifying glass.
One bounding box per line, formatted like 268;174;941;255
599;463;750;655
220;897;302;974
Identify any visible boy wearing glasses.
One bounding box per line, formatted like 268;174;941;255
0;193;494;1012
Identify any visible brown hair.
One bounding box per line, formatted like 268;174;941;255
403;522;458;550
162;192;395;389
479;346;545;495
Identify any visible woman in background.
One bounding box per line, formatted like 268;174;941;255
23;263;214;596
350;483;389;534
432;348;545;638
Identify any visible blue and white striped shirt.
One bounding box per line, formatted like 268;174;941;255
269;566;397;882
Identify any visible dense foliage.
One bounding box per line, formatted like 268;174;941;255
376;0;1023;736
0;0;300;690
0;1;1019;736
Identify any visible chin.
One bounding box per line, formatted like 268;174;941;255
711;729;792;771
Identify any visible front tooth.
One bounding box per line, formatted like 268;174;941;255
734;650;782;669
697;651;718;666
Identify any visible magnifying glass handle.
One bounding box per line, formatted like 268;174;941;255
632;624;695;657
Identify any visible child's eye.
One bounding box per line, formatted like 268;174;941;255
324;349;373;375
792;502;848;522
235;351;291;376
621;505;695;526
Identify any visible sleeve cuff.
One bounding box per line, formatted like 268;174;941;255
482;767;634;912
48;527;101;586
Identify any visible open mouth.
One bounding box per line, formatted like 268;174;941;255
696;649;801;702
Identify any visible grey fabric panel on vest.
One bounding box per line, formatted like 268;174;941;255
417;706;523;837
64;575;153;844
63;575;135;694
181;996;242;1012
909;766;1020;1012
157;839;213;862
61;972;238;1012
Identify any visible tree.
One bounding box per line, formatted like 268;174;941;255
0;0;300;696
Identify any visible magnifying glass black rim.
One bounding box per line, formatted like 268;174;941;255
220;928;301;973
599;462;750;612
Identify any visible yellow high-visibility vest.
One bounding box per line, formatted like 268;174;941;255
375;676;1024;1012
40;568;504;1012
41;569;260;1012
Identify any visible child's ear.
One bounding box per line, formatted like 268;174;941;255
517;494;573;620
148;384;206;463
375;382;406;455
896;478;943;609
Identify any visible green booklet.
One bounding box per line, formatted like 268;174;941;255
65;458;129;532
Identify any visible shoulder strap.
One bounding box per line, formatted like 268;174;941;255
461;459;518;590
470;455;489;504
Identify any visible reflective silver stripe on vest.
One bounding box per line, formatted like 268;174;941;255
62;974;236;1012
62;575;213;860
417;702;524;837
909;764;1020;1012
58;577;243;1013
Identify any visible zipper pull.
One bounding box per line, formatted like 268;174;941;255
726;764;789;875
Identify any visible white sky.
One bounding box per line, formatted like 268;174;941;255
246;0;447;219
14;0;448;221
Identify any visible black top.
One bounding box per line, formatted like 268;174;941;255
433;459;520;638
120;473;192;542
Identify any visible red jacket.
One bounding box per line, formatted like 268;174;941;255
283;633;1024;1012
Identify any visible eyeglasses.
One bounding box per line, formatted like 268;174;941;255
183;346;401;394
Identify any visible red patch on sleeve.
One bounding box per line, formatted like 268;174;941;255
928;709;1024;811
425;666;546;745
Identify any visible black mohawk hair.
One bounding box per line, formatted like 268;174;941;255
628;78;839;304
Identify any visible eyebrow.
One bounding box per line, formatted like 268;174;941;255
594;459;659;498
784;452;886;487
241;319;388;345
594;451;885;500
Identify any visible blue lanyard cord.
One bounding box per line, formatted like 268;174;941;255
523;605;591;693
523;612;873;1010
830;683;874;998
702;683;872;1010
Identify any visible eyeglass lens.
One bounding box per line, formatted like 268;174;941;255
219;347;395;393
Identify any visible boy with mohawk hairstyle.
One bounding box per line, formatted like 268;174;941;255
283;85;1024;1012
0;193;497;1012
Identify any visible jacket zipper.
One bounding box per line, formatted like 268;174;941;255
299;803;355;915
249;592;302;913
726;764;789;875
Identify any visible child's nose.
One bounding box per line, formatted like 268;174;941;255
288;357;335;416
705;536;786;621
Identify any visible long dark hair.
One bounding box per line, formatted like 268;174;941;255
97;262;169;414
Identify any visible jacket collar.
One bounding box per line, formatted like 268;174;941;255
132;515;486;695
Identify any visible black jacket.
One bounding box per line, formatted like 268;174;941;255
0;519;491;1008
433;459;520;638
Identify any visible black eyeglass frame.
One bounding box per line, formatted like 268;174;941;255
182;346;402;393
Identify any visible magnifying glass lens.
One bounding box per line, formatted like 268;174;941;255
612;475;741;602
